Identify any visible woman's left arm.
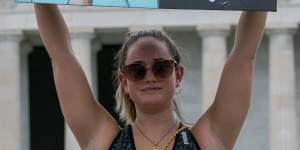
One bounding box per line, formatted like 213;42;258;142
193;11;267;149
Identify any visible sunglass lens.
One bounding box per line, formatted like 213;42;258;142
124;64;146;81
153;61;174;79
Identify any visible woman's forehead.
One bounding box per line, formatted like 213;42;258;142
126;37;172;64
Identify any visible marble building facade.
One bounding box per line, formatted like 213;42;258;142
0;0;300;149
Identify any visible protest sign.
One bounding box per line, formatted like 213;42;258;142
16;0;277;11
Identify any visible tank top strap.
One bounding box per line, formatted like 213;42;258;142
109;125;136;150
172;122;202;150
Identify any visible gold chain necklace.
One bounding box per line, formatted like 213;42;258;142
160;126;187;150
134;121;179;150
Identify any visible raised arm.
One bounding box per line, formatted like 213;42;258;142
34;4;120;149
192;11;267;149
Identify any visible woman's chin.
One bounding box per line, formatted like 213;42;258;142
136;96;170;109
132;91;173;110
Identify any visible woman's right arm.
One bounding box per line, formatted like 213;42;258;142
34;4;120;149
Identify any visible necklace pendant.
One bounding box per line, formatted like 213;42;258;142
153;145;159;150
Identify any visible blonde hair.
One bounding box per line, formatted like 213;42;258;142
113;30;185;125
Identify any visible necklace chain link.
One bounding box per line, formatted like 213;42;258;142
135;121;187;150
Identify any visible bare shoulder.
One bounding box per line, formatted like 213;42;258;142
85;121;121;150
190;114;227;150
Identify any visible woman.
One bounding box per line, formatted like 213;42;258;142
34;4;267;150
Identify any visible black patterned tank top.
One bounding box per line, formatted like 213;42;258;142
109;123;201;150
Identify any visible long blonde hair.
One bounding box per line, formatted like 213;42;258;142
113;30;185;125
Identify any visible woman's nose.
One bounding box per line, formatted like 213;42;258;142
144;68;157;82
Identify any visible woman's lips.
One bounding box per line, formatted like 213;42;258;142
141;87;162;92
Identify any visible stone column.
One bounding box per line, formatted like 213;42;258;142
196;25;230;113
91;37;103;100
267;27;299;150
279;0;299;4
0;30;23;150
19;40;34;150
129;26;163;32
64;29;95;150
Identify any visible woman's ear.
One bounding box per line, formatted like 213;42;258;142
118;72;129;93
175;64;184;87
